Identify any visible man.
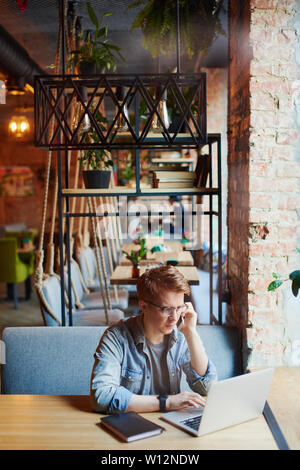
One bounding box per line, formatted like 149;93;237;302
90;265;217;414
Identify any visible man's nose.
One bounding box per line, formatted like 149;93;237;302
167;309;178;318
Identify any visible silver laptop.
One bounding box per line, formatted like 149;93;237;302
161;368;274;437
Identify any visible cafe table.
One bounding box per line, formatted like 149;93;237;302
0;395;278;450
252;366;300;450
110;266;199;285
122;239;183;253
120;250;194;266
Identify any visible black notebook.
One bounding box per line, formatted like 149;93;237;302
100;412;165;442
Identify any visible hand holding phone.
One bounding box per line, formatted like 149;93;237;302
177;302;197;333
177;315;185;331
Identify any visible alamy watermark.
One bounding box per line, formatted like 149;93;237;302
93;197;205;250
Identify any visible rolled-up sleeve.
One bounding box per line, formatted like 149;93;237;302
184;359;218;395
90;329;132;414
180;336;218;395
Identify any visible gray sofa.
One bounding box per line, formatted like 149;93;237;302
0;325;240;395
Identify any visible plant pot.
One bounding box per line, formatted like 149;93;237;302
131;265;140;278
79;62;106;75
79;62;97;75
82;170;111;189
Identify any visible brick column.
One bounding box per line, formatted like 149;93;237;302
228;0;300;368
227;0;251;332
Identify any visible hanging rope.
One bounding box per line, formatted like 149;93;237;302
45;161;58;277
88;197;109;323
33;2;65;323
76;198;96;286
91;197;112;311
76;186;85;249
109;172;123;257
99;199;119;302
96;201;119;304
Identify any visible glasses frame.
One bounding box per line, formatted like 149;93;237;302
145;300;188;318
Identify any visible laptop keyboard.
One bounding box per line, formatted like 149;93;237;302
180;415;202;431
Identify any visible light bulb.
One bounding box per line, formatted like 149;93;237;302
9;121;17;132
20;120;28;132
80;102;91;132
150;87;170;134
75;86;90;133
8;115;30;137
113;87;129;133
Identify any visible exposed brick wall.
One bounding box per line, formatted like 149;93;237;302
228;0;300;368
0;93;78;239
227;0;251;334
0;94;53;231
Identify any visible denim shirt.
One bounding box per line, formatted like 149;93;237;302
90;314;217;414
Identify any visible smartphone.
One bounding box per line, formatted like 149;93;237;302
177;316;184;331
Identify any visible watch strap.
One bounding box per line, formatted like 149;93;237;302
158;394;168;412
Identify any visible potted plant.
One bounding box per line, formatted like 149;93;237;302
122;247;145;278
133;234;148;259
122;231;148;277
128;0;225;61
79;109;114;188
68;2;124;74
120;164;135;185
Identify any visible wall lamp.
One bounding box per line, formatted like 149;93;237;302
9;115;30;138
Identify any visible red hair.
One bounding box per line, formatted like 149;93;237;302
137;265;190;301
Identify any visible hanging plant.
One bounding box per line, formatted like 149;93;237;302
128;0;225;60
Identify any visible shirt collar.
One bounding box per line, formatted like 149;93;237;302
128;313;178;348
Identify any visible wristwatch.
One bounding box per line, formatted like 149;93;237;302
158;394;168;412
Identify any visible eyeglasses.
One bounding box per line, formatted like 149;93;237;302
145;300;188;318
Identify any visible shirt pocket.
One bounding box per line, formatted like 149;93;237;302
120;367;144;393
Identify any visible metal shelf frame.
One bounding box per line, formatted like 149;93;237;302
33;0;223;326
53;132;223;327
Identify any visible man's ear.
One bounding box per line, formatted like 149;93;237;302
139;300;146;311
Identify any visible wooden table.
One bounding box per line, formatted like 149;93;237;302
262;367;300;450
110;266;200;285
0;395;278;450
122;239;183;253
120;250;194;266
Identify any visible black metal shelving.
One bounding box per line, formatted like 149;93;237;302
34;0;224;327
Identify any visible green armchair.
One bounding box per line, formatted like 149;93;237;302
0;238;35;308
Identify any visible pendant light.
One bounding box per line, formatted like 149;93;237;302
112;86;129;133
77;86;90;132
150;86;170;134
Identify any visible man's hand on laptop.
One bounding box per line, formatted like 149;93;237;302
166;392;206;411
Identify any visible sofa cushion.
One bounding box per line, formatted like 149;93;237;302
1;326;107;395
1;324;240;395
